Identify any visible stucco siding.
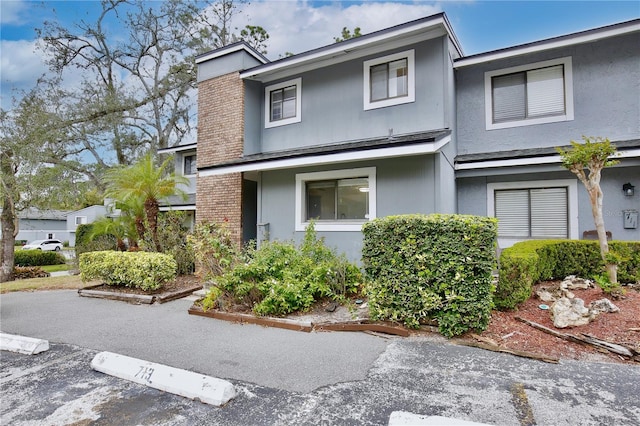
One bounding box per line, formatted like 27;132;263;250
456;33;640;155
258;37;448;153
258;155;437;261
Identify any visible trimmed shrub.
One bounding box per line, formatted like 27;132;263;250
79;251;177;291
202;223;362;316
496;240;640;310
362;214;498;337
14;250;66;267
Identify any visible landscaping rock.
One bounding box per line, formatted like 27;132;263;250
551;297;591;328
561;275;594;290
589;298;620;316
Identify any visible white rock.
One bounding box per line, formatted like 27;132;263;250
551;297;591;328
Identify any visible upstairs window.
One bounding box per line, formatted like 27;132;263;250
183;154;196;176
265;78;302;128
485;57;573;130
75;216;87;225
364;50;415;110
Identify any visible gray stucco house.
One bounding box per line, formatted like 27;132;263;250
158;142;197;230
188;13;638;260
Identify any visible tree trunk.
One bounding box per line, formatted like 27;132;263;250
586;174;617;283
0;206;16;282
144;198;161;252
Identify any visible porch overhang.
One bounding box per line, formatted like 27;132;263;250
199;130;451;177
455;139;640;176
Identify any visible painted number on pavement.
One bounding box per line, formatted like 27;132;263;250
135;366;155;383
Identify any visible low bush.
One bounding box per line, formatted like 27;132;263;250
79;250;177;291
362;214;498;337
188;222;241;281
13;266;50;279
14;250;66;267
75;223;117;260
202;222;362;316
496;240;640;310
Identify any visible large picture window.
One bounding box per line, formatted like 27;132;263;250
264;78;302;128
485;57;573;130
364;50;415;110
296;168;376;231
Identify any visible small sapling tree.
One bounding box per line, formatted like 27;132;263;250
557;136;618;283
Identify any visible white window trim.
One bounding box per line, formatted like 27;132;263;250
183;154;196;176
75;216;87;225
487;179;579;247
295;167;376;232
264;77;302;128
484;57;574;130
363;50;415;111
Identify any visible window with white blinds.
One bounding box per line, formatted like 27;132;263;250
495;187;568;238
485;57;573;130
492;64;565;123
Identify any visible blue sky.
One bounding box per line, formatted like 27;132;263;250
1;0;638;108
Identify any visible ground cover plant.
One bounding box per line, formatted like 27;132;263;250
199;223;362;316
362;214;498;337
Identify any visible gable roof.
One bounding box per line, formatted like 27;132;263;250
239;13;462;82
454;18;640;68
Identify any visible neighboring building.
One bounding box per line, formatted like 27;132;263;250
158;142;197;230
454;20;640;248
66;204;110;247
190;14;639;260
7;208;72;244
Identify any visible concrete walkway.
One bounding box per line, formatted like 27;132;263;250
2;290;639;425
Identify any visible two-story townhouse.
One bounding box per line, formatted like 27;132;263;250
193;13;639;260
158;142;198;229
455;19;640;248
195;13;462;259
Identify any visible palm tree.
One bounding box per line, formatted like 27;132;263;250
104;154;187;251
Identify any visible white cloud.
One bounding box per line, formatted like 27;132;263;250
235;0;442;59
0;39;48;107
0;0;29;25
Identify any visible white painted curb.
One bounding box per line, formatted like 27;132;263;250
389;412;490;426
0;332;50;355
90;351;236;406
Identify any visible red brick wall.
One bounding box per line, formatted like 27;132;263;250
196;72;245;247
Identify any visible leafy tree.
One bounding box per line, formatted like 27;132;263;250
557;136;619;283
35;0;270;170
104;154;187;252
0;88;69;282
334;26;362;43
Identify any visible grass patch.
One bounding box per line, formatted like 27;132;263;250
41;264;71;273
0;275;96;294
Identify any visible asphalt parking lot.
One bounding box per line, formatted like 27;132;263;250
2;290;640;425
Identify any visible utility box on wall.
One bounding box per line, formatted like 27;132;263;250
623;210;638;229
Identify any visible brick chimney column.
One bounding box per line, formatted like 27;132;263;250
196;72;245;247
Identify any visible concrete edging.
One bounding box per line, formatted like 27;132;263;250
90;351;236;406
0;332;50;355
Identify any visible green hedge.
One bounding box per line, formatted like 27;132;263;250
14;250;66;267
79;251;177;291
362;214;498;337
496;240;640;310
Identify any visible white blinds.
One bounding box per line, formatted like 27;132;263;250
492;64;565;123
527;65;565;117
495;190;530;237
530;187;568;238
495;187;568;238
493;73;526;122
